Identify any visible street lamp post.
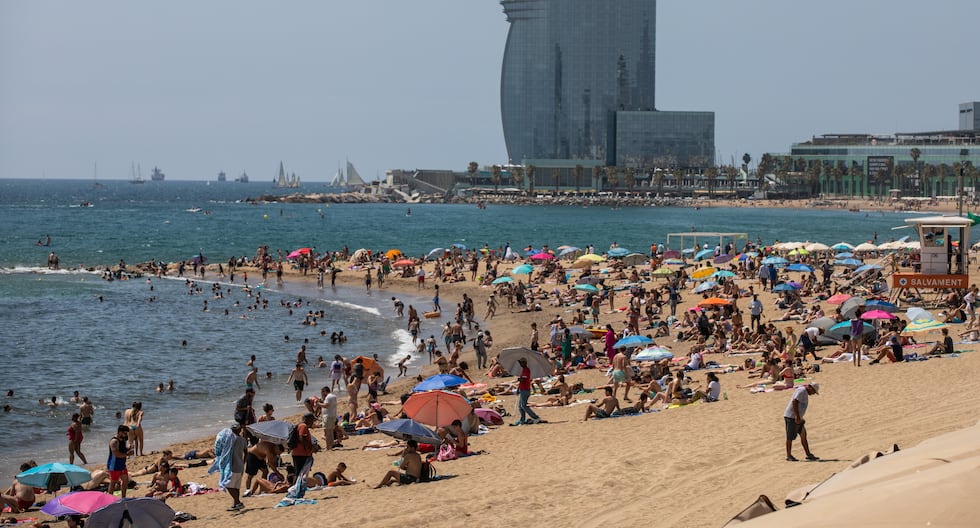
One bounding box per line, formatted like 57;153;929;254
960;149;968;217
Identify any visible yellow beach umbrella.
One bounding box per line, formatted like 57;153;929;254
651;267;675;276
576;254;606;263
690;267;717;280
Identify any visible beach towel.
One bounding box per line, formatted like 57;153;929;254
208;427;236;491
275;498;318;508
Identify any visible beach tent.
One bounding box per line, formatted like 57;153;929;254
621;253;647;266
727;420;980;527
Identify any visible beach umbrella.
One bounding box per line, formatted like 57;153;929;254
826;293;851;305
574;283;598;292
651;267;675;276
834;252;855;258
698;297;731;307
385;249;402;259
376;419;443;445
826;321;875;342
498;347;554;379
570;259;595;269
902;319;947;334
608;247;630;257
713;254;735;264
511;264;534;275
577;254;606;262
451;243;467;250
854;242;878;252
711;270;736;278
762;256;788;266
777;241;806;250
286;250;303;259
682;247;696;254
694;248;714;261
906;307;935;322
190;254;207;265
663;258;686;266
491;276;514;285
16;462;91;490
41;491;120;517
246;420;293;446
427;247;446;259
87;497;175;528
694;281;718;293
788;248;810;256
809;317;838;331
530;252;554;261
558;247;581;257
854;264;883;275
663;249;681;259
393;258;415;267
861;309;896;320
690;267;717;280
613;335;655;349
786;263;814;273
353;355;384;377
805;242;831;252
835;258;864;267
633;346;674;362
831;242;855;250
402;390;472;428
840;297;867;319
864;300;899;313
567;326;595;339
473;408;504;426
772;283;800;292
413;374;469;392
621;253;647;266
577;275;600;285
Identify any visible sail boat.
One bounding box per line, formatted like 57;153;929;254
327;160;366;190
93;162;104;189
130;162;145;184
274;161;301;188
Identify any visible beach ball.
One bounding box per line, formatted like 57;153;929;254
263;214;269;219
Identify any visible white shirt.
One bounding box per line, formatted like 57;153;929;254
783;386;809;419
322;393;338;419
707;380;721;401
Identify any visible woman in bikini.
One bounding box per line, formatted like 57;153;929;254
67;413;88;465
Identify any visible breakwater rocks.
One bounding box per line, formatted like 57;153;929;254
248;191;702;207
246;192;397;204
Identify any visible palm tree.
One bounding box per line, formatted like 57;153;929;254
938;163;950;197
606;166;619;191
704;166;719;197
848;162;862;197
806;163;822;197
742;153;751;173
573;164;584;193
512;166;525;190
921;164;936;197
527;165;536;194
831;163;844;197
591;165;601;193
654;170;665;196
552;168;561;194
491;165;502;193
965;162;979;203
893;164;908;196
909;148;921;181
467;161;478;186
725;165;737;195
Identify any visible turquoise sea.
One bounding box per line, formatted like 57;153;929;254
0;178;957;479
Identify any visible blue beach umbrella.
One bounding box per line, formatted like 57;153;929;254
633;346;674;362
786;263;814;273
574;283;599;292
762;256;788;266
827;321;875;341
613;335;654;349
864;300;899;313
772;283;800;292
711;270;736;278
831;242;855;251
377;418;443;445
835;252;855;258
492;276;514;285
452;243;467;250
413;374;469;392
835;258;863;267
511;264;534;275
694;248;714;261
17;462;91;490
681;248;696;254
608;247;630;257
854;264;883;274
694;281;718;293
559;247;581;257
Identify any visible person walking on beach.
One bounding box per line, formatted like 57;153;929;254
512;357;542;426
287;364;309;402
849;308;865;367
245;367;260;392
67;413;88;464
330;355;344;393
107;425;133;497
748;294;764;332
784;383;819;462
757;263;770;291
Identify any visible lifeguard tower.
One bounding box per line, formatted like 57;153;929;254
891;216;971;300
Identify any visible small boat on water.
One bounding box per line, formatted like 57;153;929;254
186;208;202;213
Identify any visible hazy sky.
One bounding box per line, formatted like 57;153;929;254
2;1;978;181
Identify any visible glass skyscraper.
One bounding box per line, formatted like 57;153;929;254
500;0;713;170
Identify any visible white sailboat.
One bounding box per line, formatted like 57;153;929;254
327;160;366;189
130;162;144;184
274;161;301;188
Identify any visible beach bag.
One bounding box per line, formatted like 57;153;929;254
436;443;458;462
286;424;299;450
419;459;437;483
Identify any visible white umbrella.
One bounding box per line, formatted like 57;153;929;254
804;242;831;252
498;347;554;379
853;242;878;252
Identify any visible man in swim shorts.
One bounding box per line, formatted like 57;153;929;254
584;386;620;421
374;440;422;488
287;363;308;402
107;425;133;497
784;383;819;462
1;463;36;512
610;349;633;401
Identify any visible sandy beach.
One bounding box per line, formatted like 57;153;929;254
8;232;980;528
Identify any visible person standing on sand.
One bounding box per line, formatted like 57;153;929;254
511;357;542;426
287;363;309;402
748;294;764;332
784;383;820;462
210;423;246;510
123;401;144;456
107;425;133;497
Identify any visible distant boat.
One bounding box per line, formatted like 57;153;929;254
150;166;165;181
130;162;144;184
327;160;366;190
217;171;227;182
274;161;301;188
93;162;104;189
235;171;249;183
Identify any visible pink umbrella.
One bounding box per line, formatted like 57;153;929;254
474;407;503;426
826;293;852;305
861;309;896;320
530;252;554;261
41;491;120;516
663;249;681;259
402;390;473;428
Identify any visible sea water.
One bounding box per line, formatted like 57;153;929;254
0;178;956;478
